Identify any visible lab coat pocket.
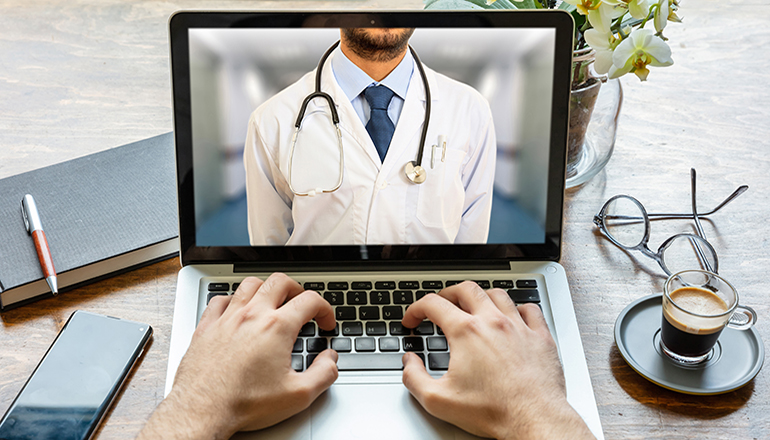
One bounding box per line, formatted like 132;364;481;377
416;148;466;230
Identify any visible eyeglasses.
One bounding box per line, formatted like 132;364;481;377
593;169;748;276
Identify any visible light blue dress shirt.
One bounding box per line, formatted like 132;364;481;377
330;46;414;128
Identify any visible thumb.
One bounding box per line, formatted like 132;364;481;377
401;353;441;409
297;349;339;402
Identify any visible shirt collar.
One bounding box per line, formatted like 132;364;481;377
331;46;414;102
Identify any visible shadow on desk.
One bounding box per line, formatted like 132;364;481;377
609;344;754;419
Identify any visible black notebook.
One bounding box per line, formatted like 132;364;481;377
0;132;179;311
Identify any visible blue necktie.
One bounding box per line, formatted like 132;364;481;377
364;85;396;162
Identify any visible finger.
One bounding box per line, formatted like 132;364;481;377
292;349;339;405
279;290;336;332
401;352;443;412
517;303;552;340
486;288;520;319
228;276;264;311
251;273;304;309
196;294;231;334
402;293;467;333
437;281;497;315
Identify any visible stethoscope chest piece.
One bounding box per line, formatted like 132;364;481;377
404;161;427;184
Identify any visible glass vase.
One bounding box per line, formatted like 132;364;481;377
566;49;623;188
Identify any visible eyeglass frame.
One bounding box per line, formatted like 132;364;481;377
593;168;748;276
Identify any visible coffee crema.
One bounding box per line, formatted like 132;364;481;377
664;286;729;336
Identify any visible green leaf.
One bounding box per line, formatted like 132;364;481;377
424;0;493;9
558;2;577;12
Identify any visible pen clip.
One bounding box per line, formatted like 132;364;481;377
21;198;31;234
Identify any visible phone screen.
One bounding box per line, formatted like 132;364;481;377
0;311;152;440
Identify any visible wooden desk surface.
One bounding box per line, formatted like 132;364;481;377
1;1;768;438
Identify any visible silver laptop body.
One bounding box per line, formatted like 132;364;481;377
166;10;603;440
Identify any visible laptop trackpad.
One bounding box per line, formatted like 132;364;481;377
233;383;462;440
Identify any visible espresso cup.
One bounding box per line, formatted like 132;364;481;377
661;270;757;365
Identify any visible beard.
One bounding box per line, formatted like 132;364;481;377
341;28;416;62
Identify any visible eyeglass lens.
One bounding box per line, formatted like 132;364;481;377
603;196;646;248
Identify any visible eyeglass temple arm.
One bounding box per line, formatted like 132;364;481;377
645;185;748;219
689;169;714;272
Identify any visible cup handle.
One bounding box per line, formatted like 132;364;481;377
728;305;757;330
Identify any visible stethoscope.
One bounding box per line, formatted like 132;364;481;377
287;40;432;197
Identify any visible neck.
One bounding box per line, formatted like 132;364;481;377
340;44;407;82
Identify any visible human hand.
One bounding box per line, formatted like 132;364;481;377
401;282;594;440
138;274;338;439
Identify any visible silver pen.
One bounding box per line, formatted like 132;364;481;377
21;194;58;295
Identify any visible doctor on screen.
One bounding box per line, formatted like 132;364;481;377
244;28;496;246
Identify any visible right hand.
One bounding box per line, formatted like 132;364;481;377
400;282;594;440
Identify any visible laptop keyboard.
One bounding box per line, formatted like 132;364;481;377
206;278;540;373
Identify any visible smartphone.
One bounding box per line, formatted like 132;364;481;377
0;310;152;440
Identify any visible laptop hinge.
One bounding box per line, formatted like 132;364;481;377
233;260;510;273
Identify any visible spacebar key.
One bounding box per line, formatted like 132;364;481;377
337;354;404;371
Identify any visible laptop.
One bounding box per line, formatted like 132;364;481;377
165;10;603;440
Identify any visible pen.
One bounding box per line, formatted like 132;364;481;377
21;194;58;295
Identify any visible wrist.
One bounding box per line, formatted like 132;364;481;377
139;387;237;440
497;400;593;440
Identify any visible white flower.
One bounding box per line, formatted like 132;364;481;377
564;0;626;34
655;0;669;33
625;0;652;20
584;29;619;74
610;28;673;80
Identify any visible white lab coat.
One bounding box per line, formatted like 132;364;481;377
244;53;496;246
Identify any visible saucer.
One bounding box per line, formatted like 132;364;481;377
614;294;764;395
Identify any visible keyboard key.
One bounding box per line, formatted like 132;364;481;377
414;321;434;335
416;291;431;301
299;322;316;337
303;282;325;291
291;355;303;372
493;280;514;289
403;337;424;352
232;283;240;291
358;306;380;321
393;291;414;304
379;337;400;352
346;291;367;305
328;281;349;290
307;338;328;353
324;291;344;305
335;307;356;321
355;337;376;352
319;324;339;337
292;339;303;353
352;281;373;290
437;326;444;335
331;338;352;353
445;280;464;287
474;280;491;289
427;337;448;351
389;322;410;336
337;353;404;371
382;306;403;320
516;279;538;289
370;291;391;305
341;321;363;336
507;289;540;303
375;281;396;290
366;321;387;336
207;282;229;292
422;280;443;289
206;291;228;305
428;353;450;370
398;281;420;290
307;354;318;366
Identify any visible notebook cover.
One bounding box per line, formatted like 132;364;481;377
0;132;178;307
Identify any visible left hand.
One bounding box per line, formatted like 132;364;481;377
138;274;338;439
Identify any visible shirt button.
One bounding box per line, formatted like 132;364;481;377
379;181;388;189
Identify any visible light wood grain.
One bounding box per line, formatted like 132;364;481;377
1;1;769;439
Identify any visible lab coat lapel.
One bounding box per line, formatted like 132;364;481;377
308;57;382;170
380;65;440;179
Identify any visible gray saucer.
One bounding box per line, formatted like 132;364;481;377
614;294;764;395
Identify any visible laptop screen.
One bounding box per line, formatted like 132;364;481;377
170;12;573;265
